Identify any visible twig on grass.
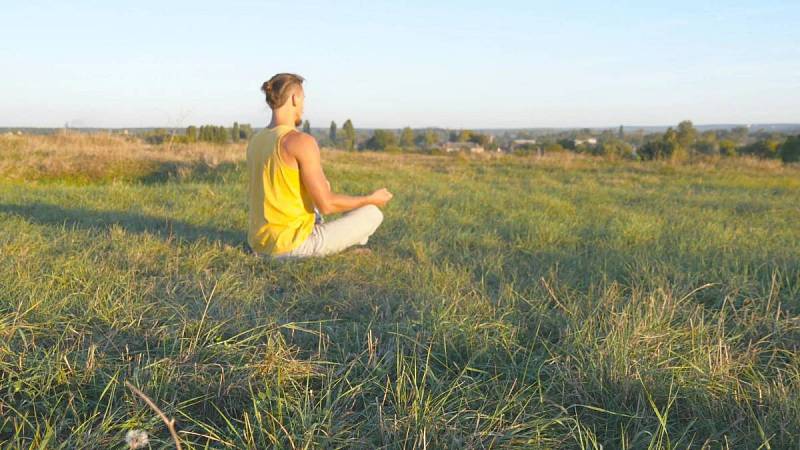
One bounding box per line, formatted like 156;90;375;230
125;380;183;450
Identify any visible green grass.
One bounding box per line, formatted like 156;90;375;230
1;149;799;449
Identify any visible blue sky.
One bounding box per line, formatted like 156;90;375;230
2;0;798;128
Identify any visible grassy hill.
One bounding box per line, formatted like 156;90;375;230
1;133;799;448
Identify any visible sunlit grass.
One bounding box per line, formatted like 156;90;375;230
1;136;799;448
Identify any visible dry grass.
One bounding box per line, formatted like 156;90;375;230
4;132;793;185
0;132;245;183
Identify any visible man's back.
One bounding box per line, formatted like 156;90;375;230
246;125;316;255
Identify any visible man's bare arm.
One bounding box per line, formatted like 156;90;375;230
286;132;392;215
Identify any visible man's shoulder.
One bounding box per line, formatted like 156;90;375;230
283;130;317;145
283;131;319;156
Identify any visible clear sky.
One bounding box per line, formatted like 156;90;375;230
2;0;798;129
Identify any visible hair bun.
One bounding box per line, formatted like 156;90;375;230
261;73;304;109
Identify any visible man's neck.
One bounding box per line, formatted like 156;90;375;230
267;113;296;129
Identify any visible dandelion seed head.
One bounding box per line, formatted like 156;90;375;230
125;429;149;449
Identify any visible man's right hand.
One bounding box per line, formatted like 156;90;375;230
370;188;393;208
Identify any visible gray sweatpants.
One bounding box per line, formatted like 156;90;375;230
270;204;384;260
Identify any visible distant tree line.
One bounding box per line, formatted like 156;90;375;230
349;126;497;153
139;119;800;164
299;119;359;151
185;123;253;144
637;121;799;163
501;120;799;164
142;123;254;145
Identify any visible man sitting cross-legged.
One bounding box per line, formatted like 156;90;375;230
246;72;393;259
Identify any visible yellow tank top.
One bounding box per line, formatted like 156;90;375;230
247;125;316;255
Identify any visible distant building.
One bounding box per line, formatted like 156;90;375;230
574;138;598;146
442;142;485;154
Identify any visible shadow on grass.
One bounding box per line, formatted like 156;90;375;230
0;202;244;247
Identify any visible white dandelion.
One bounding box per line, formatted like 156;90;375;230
125;429;149;449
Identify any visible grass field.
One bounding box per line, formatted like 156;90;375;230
1;133;799;449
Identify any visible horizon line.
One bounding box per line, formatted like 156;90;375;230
3;122;800;131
